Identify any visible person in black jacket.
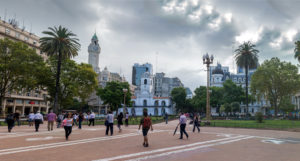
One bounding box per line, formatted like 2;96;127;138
193;115;200;133
117;112;123;132
6;113;15;133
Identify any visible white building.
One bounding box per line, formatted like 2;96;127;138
88;33;101;73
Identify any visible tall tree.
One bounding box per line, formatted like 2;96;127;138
294;40;300;62
235;41;259;114
46;58;97;110
40;26;80;113
171;87;187;112
251;57;300;117
97;81;131;113
0;39;48;115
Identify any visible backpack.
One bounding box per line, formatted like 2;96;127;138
143;117;151;129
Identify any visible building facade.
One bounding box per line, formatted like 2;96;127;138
88;33;101;73
0;19;49;116
132;63;153;86
153;72;184;97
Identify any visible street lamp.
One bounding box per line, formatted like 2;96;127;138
123;88;128;114
203;53;214;121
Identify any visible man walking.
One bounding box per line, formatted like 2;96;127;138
34;111;43;132
165;112;168;124
105;110;114;136
89;112;95;126
14;111;20;126
5;112;15;133
139;110;153;147
178;112;189;139
47;110;56;131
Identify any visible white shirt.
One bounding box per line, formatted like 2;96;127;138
90;113;95;119
29;113;35;119
179;115;187;124
73;114;78;119
107;114;114;123
125;114;129;119
34;113;43;121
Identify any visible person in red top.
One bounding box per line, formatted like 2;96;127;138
138;109;153;147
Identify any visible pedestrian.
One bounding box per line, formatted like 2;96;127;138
89;112;95;126
73;113;78;126
105;110;114;136
117;112;123;132
178;112;189;139
5;112;15;133
193;114;200;133
14;111;20;126
47;110;56;131
78;112;84;129
63;113;73;140
34;111;43;132
125;112;129;127
28;111;35;126
139;110;153;147
57;113;64;128
165;112;168;124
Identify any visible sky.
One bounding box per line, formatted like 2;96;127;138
1;0;300;92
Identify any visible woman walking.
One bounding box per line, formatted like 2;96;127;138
34;111;43;132
63;113;73;140
125;112;129;127
138;110;153;147
193;114;200;133
117;112;123;132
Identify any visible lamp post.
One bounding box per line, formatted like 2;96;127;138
203;53;214;121
123;88;128;114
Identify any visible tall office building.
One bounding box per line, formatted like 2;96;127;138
153;72;184;97
132;63;153;86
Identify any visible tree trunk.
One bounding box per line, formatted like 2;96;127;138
53;51;62;114
245;64;249;115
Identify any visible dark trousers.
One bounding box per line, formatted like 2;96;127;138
73;118;78;126
193;123;200;132
7;120;14;132
64;126;72;139
16;119;20;126
78;120;82;129
125;119;128;126
106;123;113;135
35;119;41;132
180;124;188;139
89;119;94;126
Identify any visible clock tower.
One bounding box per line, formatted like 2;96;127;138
88;33;101;73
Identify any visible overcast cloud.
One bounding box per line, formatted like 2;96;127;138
1;0;300;92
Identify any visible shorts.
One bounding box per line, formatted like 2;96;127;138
142;128;149;136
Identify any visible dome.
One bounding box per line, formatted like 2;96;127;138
212;63;224;75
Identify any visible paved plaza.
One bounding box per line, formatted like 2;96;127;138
0;120;299;161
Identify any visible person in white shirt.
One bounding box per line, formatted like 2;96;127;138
105;110;114;136
89;112;95;126
34;111;44;132
28;111;35;126
178;113;189;139
125;112;129;127
73;113;78;126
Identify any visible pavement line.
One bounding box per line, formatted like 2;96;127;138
0;131;164;156
93;135;245;161
125;136;254;161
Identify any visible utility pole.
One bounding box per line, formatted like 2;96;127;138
203;53;214;121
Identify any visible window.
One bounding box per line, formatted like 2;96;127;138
5;28;10;34
16;100;22;104
144;79;147;85
161;101;166;107
6;99;13;103
154;101;159;107
15;32;20;38
33;40;37;45
143;100;147;107
26;92;30;96
24;37;29;41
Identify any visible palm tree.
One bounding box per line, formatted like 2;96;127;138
294;41;300;62
40;26;80;113
235;41;259;115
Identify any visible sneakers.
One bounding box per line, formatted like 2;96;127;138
143;142;149;147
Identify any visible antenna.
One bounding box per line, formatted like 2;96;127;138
30;22;32;35
155;51;158;74
22;19;25;31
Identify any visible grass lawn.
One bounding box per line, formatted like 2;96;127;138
205;120;300;130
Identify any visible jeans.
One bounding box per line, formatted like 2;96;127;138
106;123;113;135
7;120;14;132
89;119;94;126
35;119;41;132
64;126;72;139
48;121;54;131
57;121;61;128
78;119;82;129
180;124;188;139
193;123;200;132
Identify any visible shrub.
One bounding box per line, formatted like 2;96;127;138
255;112;264;123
